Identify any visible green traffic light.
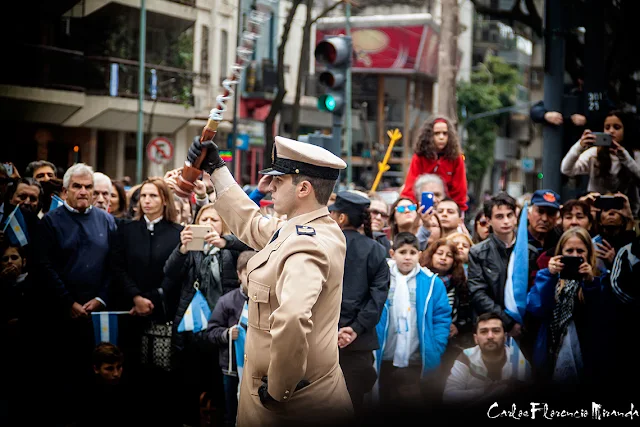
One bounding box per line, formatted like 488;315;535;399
318;95;337;112
537;172;544;179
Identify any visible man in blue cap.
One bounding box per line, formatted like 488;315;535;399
527;189;561;256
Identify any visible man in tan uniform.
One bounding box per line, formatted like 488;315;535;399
187;136;354;426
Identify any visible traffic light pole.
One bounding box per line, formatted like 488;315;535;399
345;3;352;185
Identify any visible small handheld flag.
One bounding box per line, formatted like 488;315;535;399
504;202;529;325
2;205;29;247
49;194;64;211
234;300;249;396
91;311;128;345
177;289;211;333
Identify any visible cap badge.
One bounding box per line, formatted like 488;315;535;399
543;192;556;203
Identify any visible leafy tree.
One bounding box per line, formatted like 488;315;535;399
457;55;521;199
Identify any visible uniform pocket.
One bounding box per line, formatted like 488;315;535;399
248;281;271;331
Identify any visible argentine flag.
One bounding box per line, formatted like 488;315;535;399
234;301;249;383
177;289;211;333
2;205;28;247
49;194;64;211
506;336;532;381
504;202;529;325
92;311;126;345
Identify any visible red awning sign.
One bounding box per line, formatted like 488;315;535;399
147;137;174;165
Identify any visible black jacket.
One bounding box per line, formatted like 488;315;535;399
467;234;537;332
163;234;251;351
111;218;182;321
339;229;390;352
373;231;391;256
205;287;248;373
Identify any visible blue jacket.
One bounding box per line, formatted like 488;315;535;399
526;268;604;375
375;267;451;377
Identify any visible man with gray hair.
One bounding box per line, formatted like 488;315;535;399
413;173;447;250
92;172;113;212
36;163;117;420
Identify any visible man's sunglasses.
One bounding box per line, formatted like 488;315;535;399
369;209;389;219
395;204;417;214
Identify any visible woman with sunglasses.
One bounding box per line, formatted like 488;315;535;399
368;194;391;254
400;116;468;214
389;198;420;242
472;210;490;244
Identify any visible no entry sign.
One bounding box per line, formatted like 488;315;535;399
147;137;174;165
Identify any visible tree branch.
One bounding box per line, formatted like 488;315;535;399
471;0;543;38
310;0;345;26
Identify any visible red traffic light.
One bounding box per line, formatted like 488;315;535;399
314;37;351;66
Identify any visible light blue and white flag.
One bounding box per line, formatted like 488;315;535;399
504;202;529;325
177;289;211;333
92;311;127;346
2;205;28;247
49;194;64;211
506;336;532;381
234;301;249;383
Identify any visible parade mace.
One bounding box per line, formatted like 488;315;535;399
174;2;273;198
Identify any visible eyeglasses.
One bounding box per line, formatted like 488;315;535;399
396;204;417;214
369;209;389;219
477;218;489;227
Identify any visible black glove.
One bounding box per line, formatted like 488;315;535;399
258;376;310;405
187;136;226;174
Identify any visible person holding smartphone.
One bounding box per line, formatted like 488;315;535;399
561;110;640;216
163;203;252;425
526;228;603;384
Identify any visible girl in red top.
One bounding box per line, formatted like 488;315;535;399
400;116;468;213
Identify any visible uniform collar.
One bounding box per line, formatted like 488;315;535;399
272;206;329;244
144;215;163;231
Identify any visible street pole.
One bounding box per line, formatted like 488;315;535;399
230;0;242;182
345;2;352;185
541;0;565;193
136;0;147;185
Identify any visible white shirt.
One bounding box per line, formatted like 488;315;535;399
144;215;163;231
63;201;92;215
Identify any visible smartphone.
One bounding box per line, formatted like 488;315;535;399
186;224;213;251
594;195;624;211
559;256;584;280
592;234;603;245
2;162;13;176
592;132;612;147
421;192;434;212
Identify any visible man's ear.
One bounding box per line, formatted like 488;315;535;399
473;334;478;346
297;179;313;199
389;249;395;258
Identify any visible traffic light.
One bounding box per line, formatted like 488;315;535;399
314;36;352;117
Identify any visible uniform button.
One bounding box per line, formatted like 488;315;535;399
253;294;257;301
283;395;288;400
244;354;247;362
284;390;289;395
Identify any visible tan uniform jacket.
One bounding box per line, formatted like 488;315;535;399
214;184;353;426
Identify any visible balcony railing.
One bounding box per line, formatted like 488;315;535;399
85;56;199;105
1;44;208;106
0;44;86;92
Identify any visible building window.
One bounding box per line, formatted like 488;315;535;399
201;25;210;84
220;29;228;85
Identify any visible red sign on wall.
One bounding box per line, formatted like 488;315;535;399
316;24;440;77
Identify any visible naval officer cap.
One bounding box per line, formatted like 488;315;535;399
328;191;371;215
259;136;347;180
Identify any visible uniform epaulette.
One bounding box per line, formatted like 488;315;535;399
296;225;316;236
